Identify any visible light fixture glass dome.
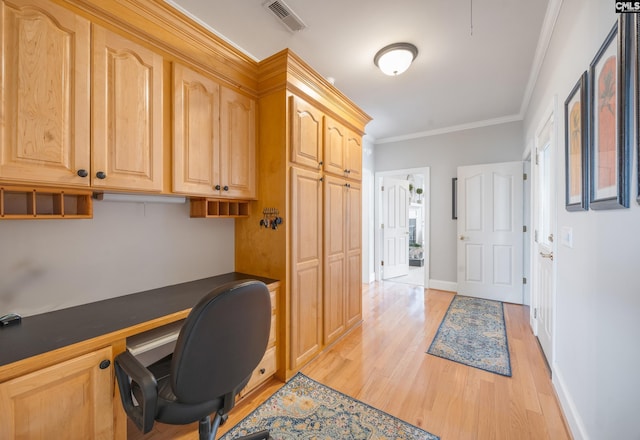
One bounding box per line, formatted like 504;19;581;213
374;43;418;76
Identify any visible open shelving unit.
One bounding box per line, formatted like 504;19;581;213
0;186;93;219
189;198;249;218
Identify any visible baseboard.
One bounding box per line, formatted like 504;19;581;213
553;363;588;440
428;279;457;292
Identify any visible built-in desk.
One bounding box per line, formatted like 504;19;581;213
0;272;279;439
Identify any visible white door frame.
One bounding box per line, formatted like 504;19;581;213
374;167;431;286
530;97;558;364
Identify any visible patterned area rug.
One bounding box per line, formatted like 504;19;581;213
221;373;439;440
427;295;512;376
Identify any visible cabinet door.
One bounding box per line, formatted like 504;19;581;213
92;25;163;191
0;347;114;439
323;116;347;177
0;0;91;186
345;130;363;181
346;181;363;327
290;95;323;169
323;175;346;344
173;63;220;196
290;167;323;369
220;87;256;199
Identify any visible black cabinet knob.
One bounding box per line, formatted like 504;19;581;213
223;186;229;191
215;185;221;191
259;368;266;375
96;171;106;180
99;360;111;370
77;169;88;178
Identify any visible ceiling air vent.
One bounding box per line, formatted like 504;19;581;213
263;0;307;32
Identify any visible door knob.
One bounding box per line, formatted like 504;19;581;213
459;235;466;241
539;251;554;261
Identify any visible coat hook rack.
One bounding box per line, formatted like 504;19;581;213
260;208;283;230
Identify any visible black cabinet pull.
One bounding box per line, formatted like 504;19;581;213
96;171;106;180
99;360;111;370
223;186;229;191
215;185;221;191
259;368;266;375
77;169;88;178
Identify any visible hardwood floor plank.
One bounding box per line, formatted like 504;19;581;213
128;281;571;440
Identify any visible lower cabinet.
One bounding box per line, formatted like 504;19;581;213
239;283;279;397
0;346;115;439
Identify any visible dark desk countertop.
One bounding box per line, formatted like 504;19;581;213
0;272;277;368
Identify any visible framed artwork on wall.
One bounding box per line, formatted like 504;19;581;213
564;71;589;211
636;14;640;205
588;15;631;210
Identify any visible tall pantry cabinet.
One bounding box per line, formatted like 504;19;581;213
235;50;370;380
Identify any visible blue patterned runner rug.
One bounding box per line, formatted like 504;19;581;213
221;372;439;439
427;295;512;377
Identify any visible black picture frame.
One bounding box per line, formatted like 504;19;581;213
564;71;589;211
452;178;457;219
588;15;631;210
636;14;640;204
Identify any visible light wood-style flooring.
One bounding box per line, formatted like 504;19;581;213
130;281;571;440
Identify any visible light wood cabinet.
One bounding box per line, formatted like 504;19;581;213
290;95;324;169
0;346;114;439
290;166;323;368
240;283;279;396
236;52;369;380
220;87;256;199
173;63;221;196
0;3;164;192
0;0;91;187
323;176;362;344
173;63;255;199
324;116;362;181
92;25;163;192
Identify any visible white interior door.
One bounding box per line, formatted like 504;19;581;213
533;112;556;364
382;177;410;279
457;162;524;304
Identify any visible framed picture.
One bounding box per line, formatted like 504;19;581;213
636;14;640;204
588;15;631;209
564;71;589;211
452;177;457;219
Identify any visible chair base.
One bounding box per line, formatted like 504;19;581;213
199;412;271;440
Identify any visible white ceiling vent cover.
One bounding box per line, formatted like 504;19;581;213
263;0;307;32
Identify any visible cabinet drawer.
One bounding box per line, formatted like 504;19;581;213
242;346;276;395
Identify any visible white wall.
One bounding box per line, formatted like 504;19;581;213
362;137;376;283
374;121;524;285
0;200;235;317
523;1;640;438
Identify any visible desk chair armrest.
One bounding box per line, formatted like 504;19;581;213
114;350;158;433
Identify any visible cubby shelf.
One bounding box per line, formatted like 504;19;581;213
189;198;250;218
0;186;93;219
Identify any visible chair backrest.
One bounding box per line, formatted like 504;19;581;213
169;280;271;404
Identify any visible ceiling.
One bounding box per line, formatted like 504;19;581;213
166;0;550;143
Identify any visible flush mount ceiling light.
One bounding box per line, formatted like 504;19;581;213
374;42;418;76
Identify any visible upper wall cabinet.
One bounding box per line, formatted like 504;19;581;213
173;62;256;199
324;116;362;181
290;95;323;170
220;87;256;199
92;25;163;192
0;0;91;187
173;63;221;196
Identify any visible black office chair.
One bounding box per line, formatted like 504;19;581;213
114;280;273;440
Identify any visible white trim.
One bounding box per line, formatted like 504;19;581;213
428;279;457;292
374;114;522;145
519;0;564;118
553;365;587;440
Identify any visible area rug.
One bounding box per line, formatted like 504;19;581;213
221;373;439;440
427;295;512;376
